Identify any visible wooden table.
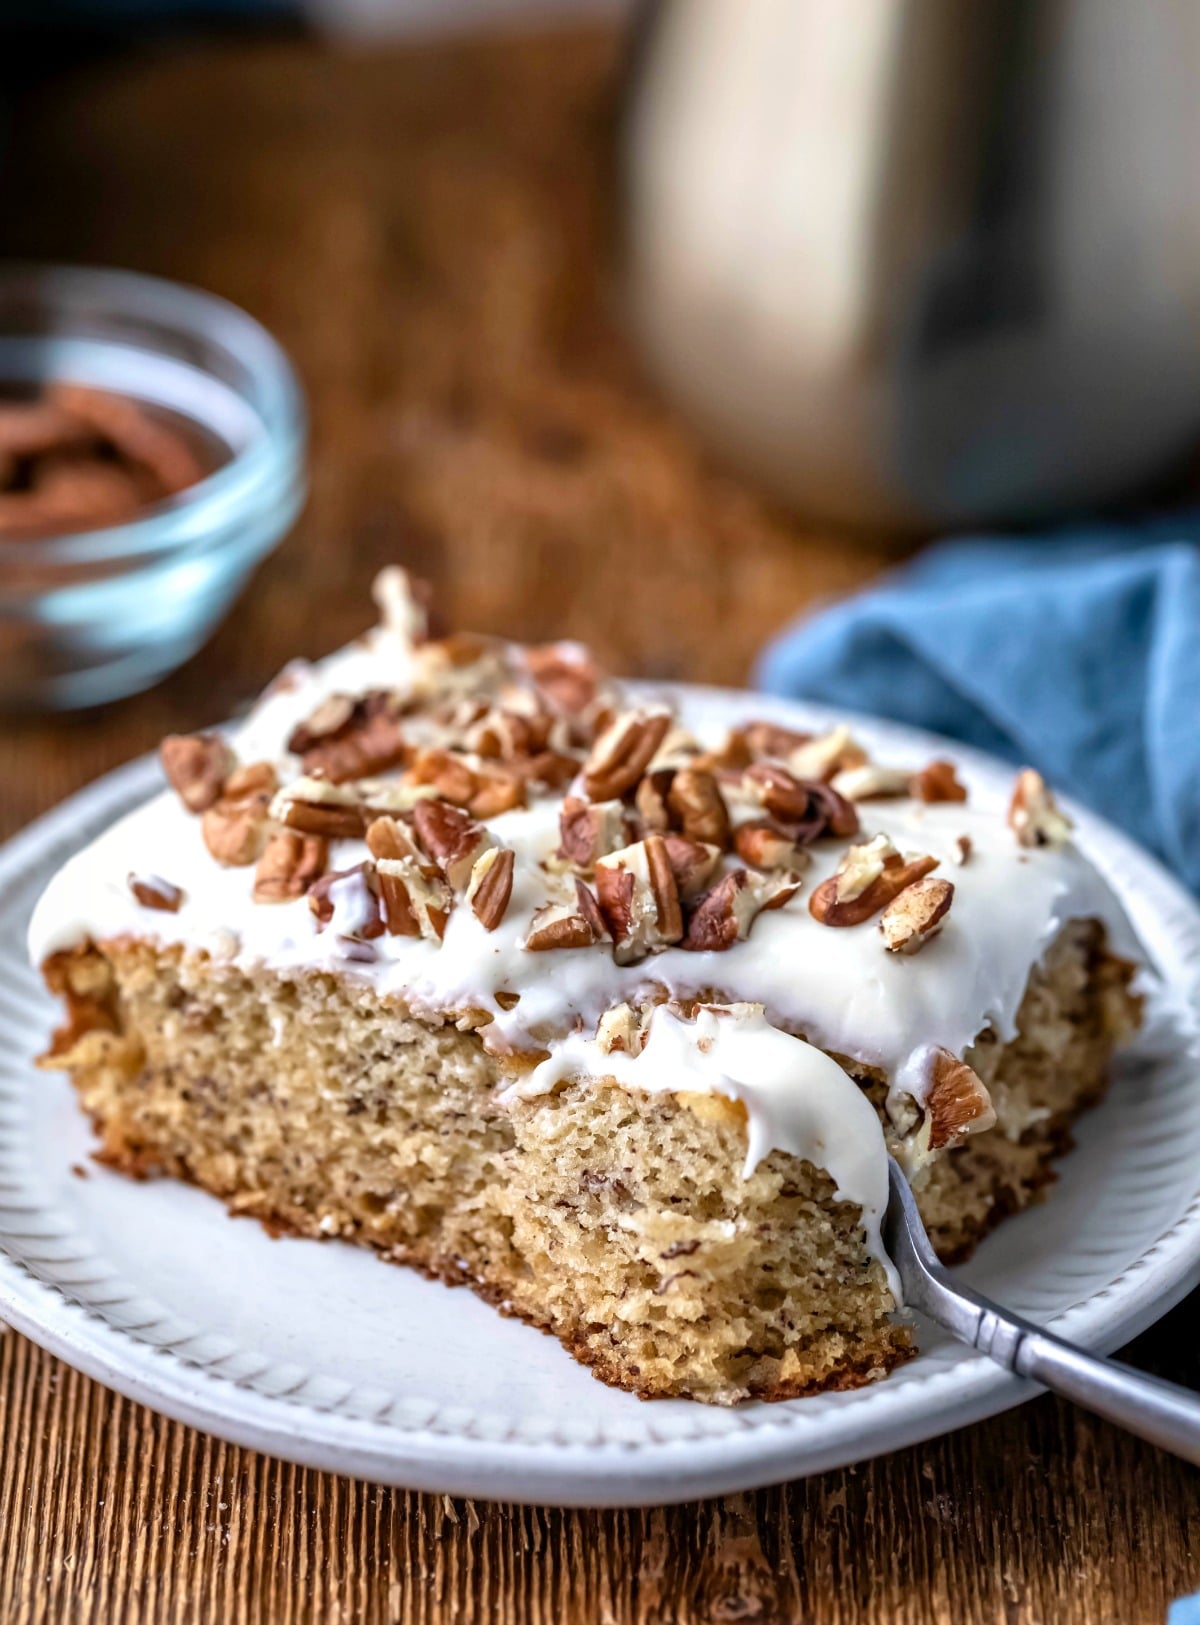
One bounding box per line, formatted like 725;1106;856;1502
1;25;1197;1624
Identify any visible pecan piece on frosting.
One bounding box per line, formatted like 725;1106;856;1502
582;707;672;801
524;641;602;718
680;868;802;952
525;880;609;951
288;690;407;785
785;725;868;784
253;830;328;903
594;834;683;964
733;820;812;872
556;796;628;873
911;759;968;804
466;846;515;931
308;863;385;941
662;835;723;899
830;763;912;803
738;764;860;842
808;835;938;927
365;815;453;939
201;764;277;867
272;775;434;839
128;873;184;912
412;798;494;891
880;876;954;954
406;748;527;820
668;767;730;847
1007;768;1073;849
160;732;234;813
634;769;673;834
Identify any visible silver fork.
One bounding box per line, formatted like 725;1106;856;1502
883;1157;1200;1464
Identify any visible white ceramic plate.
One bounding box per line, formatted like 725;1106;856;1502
1;689;1198;1507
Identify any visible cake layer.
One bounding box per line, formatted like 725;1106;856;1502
40;918;1137;1403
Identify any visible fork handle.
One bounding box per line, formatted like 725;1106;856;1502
970;1304;1200;1464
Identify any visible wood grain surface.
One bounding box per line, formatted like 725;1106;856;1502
0;24;1197;1624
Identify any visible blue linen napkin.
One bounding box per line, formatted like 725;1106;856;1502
756;522;1200;891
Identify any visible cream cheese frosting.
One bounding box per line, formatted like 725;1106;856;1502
27;584;1142;1290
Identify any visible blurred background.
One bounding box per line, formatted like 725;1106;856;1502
0;0;1198;856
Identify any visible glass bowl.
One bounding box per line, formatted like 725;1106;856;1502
0;264;306;710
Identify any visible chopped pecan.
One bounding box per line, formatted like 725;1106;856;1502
288;690;407;784
525;880;609;950
733;820;811;871
201;771;274;866
1008;768;1073;849
582;707;672;801
662;835;723;899
809;838;939;927
952;834;973;866
407;746;479;806
524;642;601;716
635;769;674;833
375;856;452;940
467;768;527;820
596;1002;645;1055
127;873;183;912
830;763;912;802
467;705;553;761
680;868;801;952
372;565;431;642
880;876;954;954
224;761;278;799
785;726;868;783
253;830;328;902
911;759;968;804
509;749;579;791
308;864;386;941
160;732;234;813
412;799;494;890
668;768;730;846
362;815;452;938
739;764;859;841
594;834;682;964
272;775;434;838
556;796;628;872
741;720;813;759
466;846;515;931
922;1048;997;1150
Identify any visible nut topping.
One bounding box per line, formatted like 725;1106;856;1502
680;868;802;952
733;820;811;872
523;642;601;717
582;707;672;801
634;769;673;833
288;690;407;784
525;880;609;951
128;873;183;912
830;763;912;802
785;726;867;784
308;864;386;942
668;768;730;847
556;796;628;873
253;831;328;903
809;838;939;927
594;834;683;964
952;834;973;866
596;1002;646;1055
412;799;494;891
1008;768;1073;849
738;765;860;841
662;835;723;899
466;846;515;931
201;767;275;867
880;876;954;954
273;775;435;839
922;1048;997;1150
911;759;968;804
362;815;452;938
160;733;234;813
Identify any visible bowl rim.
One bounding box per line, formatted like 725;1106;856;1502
0;261;306;571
